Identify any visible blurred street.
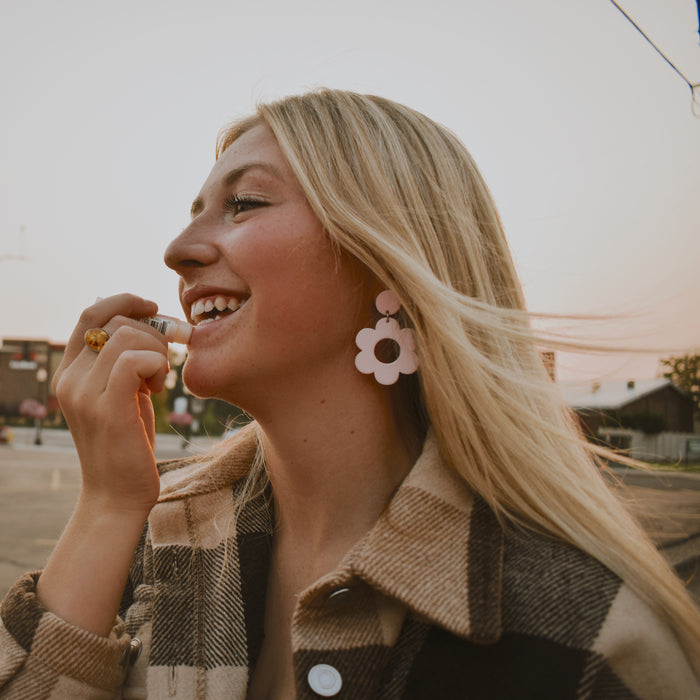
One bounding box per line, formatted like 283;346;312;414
0;427;220;593
1;428;699;604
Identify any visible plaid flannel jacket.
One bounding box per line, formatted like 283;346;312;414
1;424;698;699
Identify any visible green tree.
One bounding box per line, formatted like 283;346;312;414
660;353;700;415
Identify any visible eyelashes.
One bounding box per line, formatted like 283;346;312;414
223;194;267;216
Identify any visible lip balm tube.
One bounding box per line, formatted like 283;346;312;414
93;299;193;344
137;314;193;344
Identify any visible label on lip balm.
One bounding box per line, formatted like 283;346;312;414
142;317;170;335
138;315;193;344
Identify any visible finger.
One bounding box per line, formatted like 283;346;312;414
102;316;170;351
56;320;169;414
74;295;158;352
54;295;159;390
137;391;157;447
78;323;169;394
105;350;170;406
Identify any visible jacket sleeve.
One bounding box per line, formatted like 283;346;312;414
0;571;136;699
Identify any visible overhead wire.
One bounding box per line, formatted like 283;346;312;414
609;0;700;117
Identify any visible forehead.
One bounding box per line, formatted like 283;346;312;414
205;124;291;186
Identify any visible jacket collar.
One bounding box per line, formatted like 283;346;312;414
318;434;503;643
361;437;503;642
157;423;260;501
155;423;503;643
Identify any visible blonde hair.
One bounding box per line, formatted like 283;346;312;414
217;90;700;670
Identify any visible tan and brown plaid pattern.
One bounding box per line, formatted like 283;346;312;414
1;425;698;698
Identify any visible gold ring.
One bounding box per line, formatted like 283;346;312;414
84;328;110;352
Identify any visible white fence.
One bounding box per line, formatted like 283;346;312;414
597;428;700;464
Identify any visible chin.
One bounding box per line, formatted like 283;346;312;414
181;359;223;401
181;357;248;409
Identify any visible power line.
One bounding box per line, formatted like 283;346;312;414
609;0;700;117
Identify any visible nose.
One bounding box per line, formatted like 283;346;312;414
164;220;219;273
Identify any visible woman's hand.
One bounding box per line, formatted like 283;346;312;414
53;293;170;515
36;294;172;636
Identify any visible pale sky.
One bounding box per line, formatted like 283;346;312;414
1;0;698;382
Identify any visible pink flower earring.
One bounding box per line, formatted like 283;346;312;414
355;290;419;385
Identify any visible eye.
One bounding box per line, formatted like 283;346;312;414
223;194;267;217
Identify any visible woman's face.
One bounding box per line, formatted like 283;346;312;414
164;124;376;409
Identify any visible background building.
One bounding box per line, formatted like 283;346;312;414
0;338;64;421
558;378;697;463
559;378;694;437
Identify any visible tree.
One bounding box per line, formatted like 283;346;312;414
660;353;700;415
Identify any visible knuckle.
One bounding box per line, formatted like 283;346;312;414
54;381;68;405
111;348;135;367
110;324;139;344
111;314;132;326
53;368;74;398
78;306;102;327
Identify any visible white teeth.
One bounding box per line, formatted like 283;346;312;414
189;295;248;326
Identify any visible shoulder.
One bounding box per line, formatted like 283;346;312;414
586;582;700;699
155;423;259;501
494;525;698;698
402;523;698;698
500;524;621;650
143;422;269;556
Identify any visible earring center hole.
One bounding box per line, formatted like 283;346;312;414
374;338;401;364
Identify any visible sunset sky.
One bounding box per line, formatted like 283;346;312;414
1;0;698;382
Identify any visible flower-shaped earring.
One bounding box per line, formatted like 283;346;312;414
355;290;419;385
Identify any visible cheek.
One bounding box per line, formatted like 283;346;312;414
222;210;369;337
238;225;344;308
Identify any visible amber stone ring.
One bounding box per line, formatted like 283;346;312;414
84;328;111;353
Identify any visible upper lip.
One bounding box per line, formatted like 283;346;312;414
181;285;250;322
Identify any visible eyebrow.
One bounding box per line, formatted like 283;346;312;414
190;161;284;218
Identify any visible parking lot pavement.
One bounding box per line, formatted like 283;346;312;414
0;447;82;594
616;479;700;604
1;430;699;603
0;428;221;593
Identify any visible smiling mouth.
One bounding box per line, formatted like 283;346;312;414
190;296;248;326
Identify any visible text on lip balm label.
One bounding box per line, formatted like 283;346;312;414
140;317;169;335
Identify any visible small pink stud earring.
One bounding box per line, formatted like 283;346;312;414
354;290;418;386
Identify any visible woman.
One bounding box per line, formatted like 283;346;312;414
1;90;698;699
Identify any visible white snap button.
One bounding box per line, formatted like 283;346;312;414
307;663;342;696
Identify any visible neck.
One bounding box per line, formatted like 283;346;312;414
253;369;419;575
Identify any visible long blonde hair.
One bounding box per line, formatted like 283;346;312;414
217;89;700;671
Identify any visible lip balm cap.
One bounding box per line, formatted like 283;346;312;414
166;319;193;344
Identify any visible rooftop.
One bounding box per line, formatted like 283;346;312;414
557;378;673;410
